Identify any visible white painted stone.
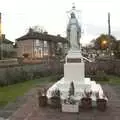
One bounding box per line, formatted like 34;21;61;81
62;103;79;112
64;63;84;82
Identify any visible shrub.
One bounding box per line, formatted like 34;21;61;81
4;68;13;85
20;68;28;81
0;79;7;87
0;67;29;86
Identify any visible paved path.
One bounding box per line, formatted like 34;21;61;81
8;84;120;120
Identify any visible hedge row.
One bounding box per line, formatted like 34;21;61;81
0;67;63;87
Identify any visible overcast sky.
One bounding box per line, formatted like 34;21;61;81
0;0;120;45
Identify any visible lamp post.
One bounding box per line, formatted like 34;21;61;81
108;12;112;56
101;40;108;55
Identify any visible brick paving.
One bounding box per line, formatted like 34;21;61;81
8;84;120;120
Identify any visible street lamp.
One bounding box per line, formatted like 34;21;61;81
102;40;107;45
101;40;108;49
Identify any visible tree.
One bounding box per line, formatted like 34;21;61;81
94;34;117;50
31;25;46;33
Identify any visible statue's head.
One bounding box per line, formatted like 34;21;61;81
71;12;76;18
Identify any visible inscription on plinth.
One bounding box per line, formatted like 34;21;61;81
67;58;81;63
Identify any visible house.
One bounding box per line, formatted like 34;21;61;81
0;34;14;51
0;34;16;59
15;28;68;59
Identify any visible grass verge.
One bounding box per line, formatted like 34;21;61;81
0;75;58;108
97;75;120;84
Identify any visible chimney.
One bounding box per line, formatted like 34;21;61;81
57;34;61;37
28;28;33;33
44;31;48;34
2;34;5;40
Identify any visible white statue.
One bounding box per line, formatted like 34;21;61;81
47;5;108;111
67;8;81;51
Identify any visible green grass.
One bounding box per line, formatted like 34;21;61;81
97;75;120;84
1;74;119;108
0;76;57;108
108;75;120;84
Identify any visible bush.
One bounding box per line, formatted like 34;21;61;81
0;67;30;86
33;70;52;78
95;70;109;81
0;64;64;86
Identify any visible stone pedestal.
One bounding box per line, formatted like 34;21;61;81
64;63;84;82
46;50;108;105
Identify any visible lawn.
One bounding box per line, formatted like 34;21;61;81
0;75;57;108
0;74;120;108
108;75;120;84
96;75;120;84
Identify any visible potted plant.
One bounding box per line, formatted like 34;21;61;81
96;92;107;111
37;88;47;107
81;89;92;110
50;89;61;108
62;96;79;112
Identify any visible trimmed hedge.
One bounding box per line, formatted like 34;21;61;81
0;67;63;87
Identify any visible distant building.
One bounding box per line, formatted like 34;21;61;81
0;34;14;52
16;28;68;59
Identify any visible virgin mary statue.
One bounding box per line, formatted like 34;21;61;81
67;11;81;51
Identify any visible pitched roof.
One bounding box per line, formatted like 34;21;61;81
1;39;13;44
16;29;68;43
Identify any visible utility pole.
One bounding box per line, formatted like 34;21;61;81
108;12;111;36
108;12;111;56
